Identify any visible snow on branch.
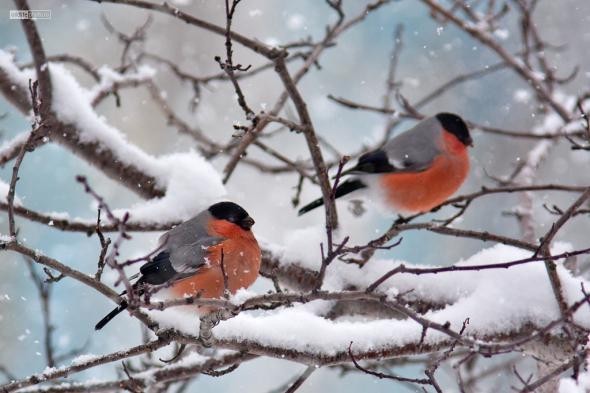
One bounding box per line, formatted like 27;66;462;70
0;49;225;222
0;50;164;199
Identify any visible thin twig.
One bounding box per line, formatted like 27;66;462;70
284;365;316;393
25;259;56;368
348;342;430;385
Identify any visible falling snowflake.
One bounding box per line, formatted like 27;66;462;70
513;89;531;103
287;14;305;30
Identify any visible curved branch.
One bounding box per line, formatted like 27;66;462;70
15;0;52;114
10;351;253;393
91;0;280;59
3;241;120;302
0;131;31;167
274;56;338;229
419;0;570;121
0;334;174;392
0;55;165;198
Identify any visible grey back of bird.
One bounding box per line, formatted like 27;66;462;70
158;210;222;274
382;116;443;173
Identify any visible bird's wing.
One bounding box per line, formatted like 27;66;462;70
140;211;222;285
167;236;221;274
351;117;443;175
381;116;442;173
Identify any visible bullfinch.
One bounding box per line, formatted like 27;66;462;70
298;113;473;215
95;201;261;330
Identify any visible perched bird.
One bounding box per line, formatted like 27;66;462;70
298;113;473;215
95;201;261;330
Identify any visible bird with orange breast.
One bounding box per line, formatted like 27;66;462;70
298;113;473;216
95;201;260;330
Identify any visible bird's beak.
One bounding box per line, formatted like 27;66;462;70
241;216;255;229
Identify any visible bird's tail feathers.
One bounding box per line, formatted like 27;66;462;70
94;301;129;330
95;279;144;331
298;179;367;216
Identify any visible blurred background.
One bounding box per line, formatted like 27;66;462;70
1;0;589;391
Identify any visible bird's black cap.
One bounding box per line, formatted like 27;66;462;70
435;113;473;147
209;201;255;230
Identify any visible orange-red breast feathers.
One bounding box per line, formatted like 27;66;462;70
379;130;469;213
170;218;261;300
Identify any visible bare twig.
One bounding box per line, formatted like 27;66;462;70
366;246;590;292
221;0;391;183
284;365;316;393
215;0;256;122
94;209;112;281
7;80;43;238
274;56;338;229
348;342;430;385
25;259;56;368
15;0;52;113
536;188;590;318
420;0;570;121
519;357;577;392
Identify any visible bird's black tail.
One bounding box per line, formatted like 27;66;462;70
298;179;367;216
95;279;145;330
95;300;128;330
